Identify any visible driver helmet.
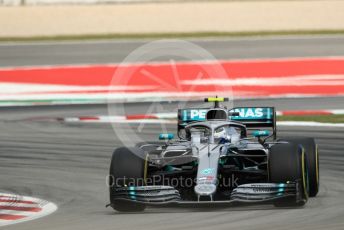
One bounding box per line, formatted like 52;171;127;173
214;127;240;144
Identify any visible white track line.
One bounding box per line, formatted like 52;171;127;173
1;55;344;70
0;203;39;208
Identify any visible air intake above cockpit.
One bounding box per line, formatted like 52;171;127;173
206;109;228;121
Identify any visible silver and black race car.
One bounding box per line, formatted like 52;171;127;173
107;97;319;212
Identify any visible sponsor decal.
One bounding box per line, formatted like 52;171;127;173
182;109;207;121
198;176;215;181
252;130;270;137
231;107;272;121
232;108;264;119
181;107;273;122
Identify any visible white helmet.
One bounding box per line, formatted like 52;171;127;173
214;127;227;139
214;127;240;144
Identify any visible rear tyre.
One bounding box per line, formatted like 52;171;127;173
280;137;319;197
109;147;146;212
269;143;309;207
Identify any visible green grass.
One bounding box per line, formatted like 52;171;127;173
277;115;344;123
1;29;344;42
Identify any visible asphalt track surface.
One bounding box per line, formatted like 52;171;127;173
1;36;344;67
0;101;343;230
0;36;344;229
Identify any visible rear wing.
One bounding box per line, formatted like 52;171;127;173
229;107;276;139
178;108;208;138
177;107;276;139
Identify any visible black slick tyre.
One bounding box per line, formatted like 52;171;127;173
279;137;319;197
109;147;146;212
269;143;309;207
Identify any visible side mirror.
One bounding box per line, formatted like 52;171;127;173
159;133;174;140
252;130;270;138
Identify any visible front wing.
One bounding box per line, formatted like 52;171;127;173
108;182;305;208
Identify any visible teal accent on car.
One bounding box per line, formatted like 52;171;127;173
159;133;174;140
230;107;273;122
180;109;207;122
165;165;174;172
252;130;270;137
128;186;136;200
201;168;215;175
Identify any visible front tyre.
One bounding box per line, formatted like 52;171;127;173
269;143;309;207
109;147;146;212
280;137;319;197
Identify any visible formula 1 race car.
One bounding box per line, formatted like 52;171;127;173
108;97;319;212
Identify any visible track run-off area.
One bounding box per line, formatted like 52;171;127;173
0;58;343;105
